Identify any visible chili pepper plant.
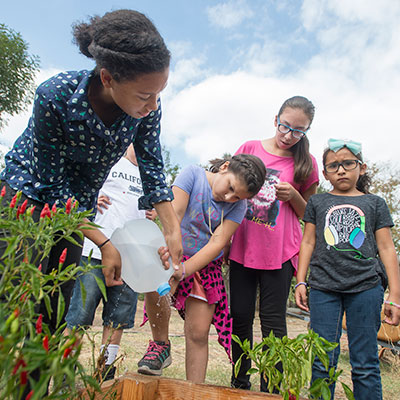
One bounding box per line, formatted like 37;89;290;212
233;330;355;400
0;190;112;399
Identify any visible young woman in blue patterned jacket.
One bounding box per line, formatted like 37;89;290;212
0;9;182;332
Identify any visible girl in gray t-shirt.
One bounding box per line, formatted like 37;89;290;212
295;139;400;400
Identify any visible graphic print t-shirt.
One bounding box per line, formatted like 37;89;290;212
304;192;394;293
229;140;319;270
173;165;247;260
82;157;145;260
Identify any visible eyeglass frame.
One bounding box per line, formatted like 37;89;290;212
276;116;310;139
324;159;363;173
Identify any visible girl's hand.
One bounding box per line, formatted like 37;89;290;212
100;241;124;287
223;242;231;264
383;297;400;326
295;286;309;312
275;182;296;202
97;195;111;214
168;276;180;295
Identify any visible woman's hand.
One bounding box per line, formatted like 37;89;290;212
145;209;157;221
158;245;180;274
163;230;183;270
275;182;296;202
97;195;111;214
295;285;309;312
100;241;124;287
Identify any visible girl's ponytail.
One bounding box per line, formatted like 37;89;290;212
278;96;315;184
356;173;371;194
72;10;170;81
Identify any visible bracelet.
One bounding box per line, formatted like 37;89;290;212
98;238;110;249
295;281;308;289
384;300;400;309
180;262;186;281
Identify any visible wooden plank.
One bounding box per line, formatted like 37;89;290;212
119;373;159;400
156;378;283;400
92;373;309;400
117;373;282;400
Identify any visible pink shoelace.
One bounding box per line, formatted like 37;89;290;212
142;341;167;360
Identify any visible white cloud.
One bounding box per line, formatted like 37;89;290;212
206;0;254;29
163;0;400;174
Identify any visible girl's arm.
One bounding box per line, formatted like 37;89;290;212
182;219;240;278
275;182;318;219
295;222;316;312
376;227;400;326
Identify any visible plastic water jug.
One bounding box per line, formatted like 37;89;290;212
110;218;174;296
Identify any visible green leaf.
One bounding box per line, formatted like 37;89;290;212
79;279;87;308
341;382;355;400
92;273;107;301
321;383;331;400
56;289;65;328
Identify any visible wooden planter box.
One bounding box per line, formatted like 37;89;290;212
84;372;287;399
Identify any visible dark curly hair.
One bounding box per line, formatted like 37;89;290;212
209;154;266;198
72;9;170;82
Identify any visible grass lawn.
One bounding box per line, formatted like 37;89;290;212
80;300;400;399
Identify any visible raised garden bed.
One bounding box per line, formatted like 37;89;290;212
85;372;288;399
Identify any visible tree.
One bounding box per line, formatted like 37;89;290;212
369;161;400;254
162;145;180;186
0;23;40;130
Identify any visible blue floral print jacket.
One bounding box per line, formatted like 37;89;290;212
1;70;173;212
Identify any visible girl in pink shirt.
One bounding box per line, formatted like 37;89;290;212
229;96;319;392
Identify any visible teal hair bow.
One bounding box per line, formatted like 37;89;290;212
328;139;362;155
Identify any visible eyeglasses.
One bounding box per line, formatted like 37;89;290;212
324;159;362;173
277;117;309;139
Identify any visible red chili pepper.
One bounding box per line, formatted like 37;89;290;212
59;248;67;265
9;194;18;209
65;198;72;214
35;314;43;334
19;199;28;215
51;203;57;214
63;346;73;359
20;292;28;302
25;390;34;400
20;370;28;385
12;358;27;375
73;200;78;209
42;335;49;352
13;308;20;318
30;206;36;216
38;264;42;272
1;185;6;197
40;203;51;219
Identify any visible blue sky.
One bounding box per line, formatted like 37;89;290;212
2;0;400;172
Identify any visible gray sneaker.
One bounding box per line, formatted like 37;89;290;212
137;340;171;376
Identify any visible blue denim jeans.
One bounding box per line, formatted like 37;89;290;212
309;285;384;400
65;257;138;329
